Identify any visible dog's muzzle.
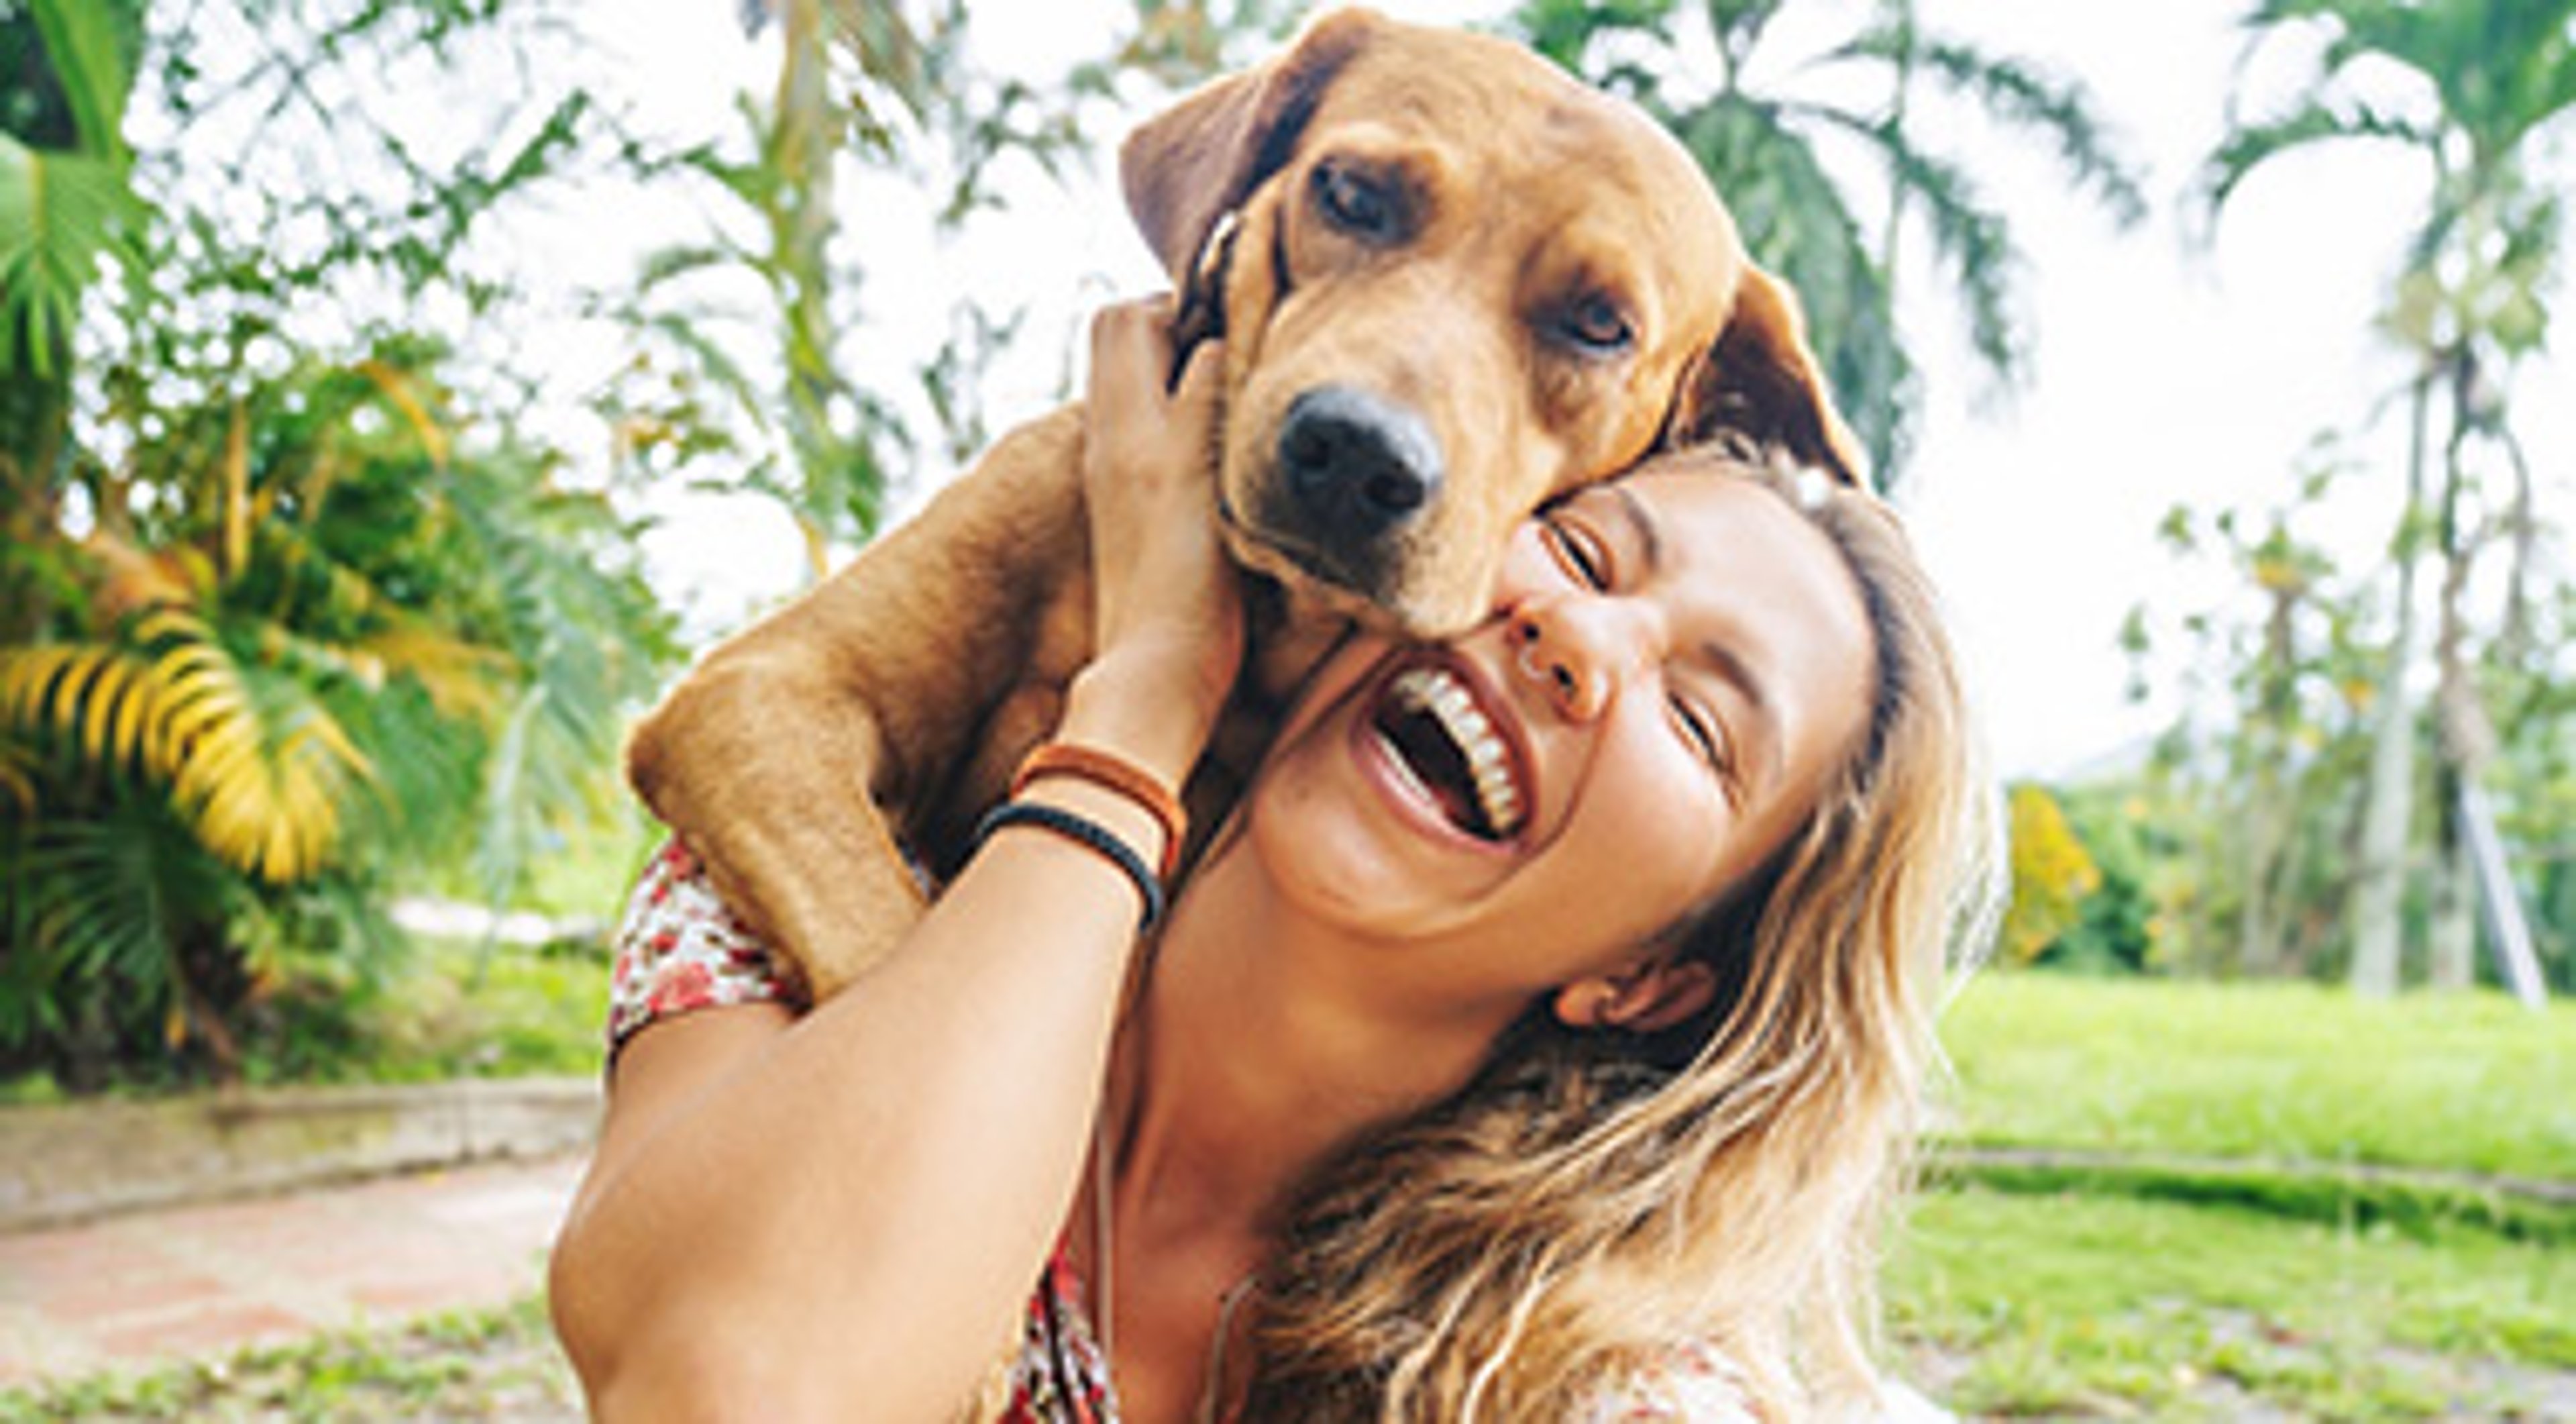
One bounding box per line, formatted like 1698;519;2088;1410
1272;386;1445;562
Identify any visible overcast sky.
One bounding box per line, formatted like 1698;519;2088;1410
587;0;2573;781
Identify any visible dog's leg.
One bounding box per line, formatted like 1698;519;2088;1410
627;409;1095;1000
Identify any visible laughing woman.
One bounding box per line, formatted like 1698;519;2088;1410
548;298;1998;1423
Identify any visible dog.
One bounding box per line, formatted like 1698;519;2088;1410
625;7;1862;1001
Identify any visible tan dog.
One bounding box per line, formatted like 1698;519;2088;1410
626;7;1860;999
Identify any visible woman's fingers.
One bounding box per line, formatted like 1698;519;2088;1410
1071;297;1242;778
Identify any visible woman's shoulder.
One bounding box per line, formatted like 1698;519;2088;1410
606;840;810;1054
1593;1347;1958;1424
1591;1343;1761;1423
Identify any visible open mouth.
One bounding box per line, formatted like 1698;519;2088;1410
1370;664;1527;842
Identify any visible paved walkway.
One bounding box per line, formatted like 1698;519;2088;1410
0;1152;585;1388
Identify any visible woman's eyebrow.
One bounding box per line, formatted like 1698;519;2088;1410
1606;484;1663;572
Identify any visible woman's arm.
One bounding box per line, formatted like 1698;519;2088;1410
549;300;1236;1422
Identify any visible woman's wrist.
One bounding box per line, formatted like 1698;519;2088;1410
1059;643;1228;793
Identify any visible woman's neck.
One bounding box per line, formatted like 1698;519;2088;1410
1081;834;1525;1423
1104;840;1509;1244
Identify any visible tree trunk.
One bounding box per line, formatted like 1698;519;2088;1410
2348;375;2432;996
2424;400;2481;993
2428;766;2477;990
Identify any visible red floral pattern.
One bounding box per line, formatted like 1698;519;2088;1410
606;841;1777;1421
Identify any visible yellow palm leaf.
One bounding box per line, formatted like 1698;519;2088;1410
0;735;34;815
355;358;451;467
0;616;372;884
362;623;509;720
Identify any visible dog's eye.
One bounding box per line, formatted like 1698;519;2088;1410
1313;162;1401;242
1550;293;1633;355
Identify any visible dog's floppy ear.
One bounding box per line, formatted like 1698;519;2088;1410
1664;264;1870;489
1119;7;1380;278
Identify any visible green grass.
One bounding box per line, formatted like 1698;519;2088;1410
1888;1183;2575;1421
0;933;612;1103
7;974;2570;1419
1894;972;2576;1419
0;1297;576;1423
1937;974;2576;1180
274;927;610;1081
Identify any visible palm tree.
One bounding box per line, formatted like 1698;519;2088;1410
1;1;680;1084
1;343;676;1081
2200;0;2576;997
1511;0;2146;485
1;0;146;644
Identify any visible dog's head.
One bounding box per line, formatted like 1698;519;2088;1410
1120;7;1863;637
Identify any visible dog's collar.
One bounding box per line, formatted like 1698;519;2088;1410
1167;208;1241;390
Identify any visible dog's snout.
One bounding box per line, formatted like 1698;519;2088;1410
1277;387;1444;541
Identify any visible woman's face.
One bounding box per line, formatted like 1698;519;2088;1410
1241;466;1876;1016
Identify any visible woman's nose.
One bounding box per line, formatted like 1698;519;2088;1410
1506;597;1639;721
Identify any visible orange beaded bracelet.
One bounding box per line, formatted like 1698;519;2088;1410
1010;742;1187;879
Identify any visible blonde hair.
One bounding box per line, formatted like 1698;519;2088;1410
1236;452;2002;1421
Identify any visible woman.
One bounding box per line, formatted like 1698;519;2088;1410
548;299;1998;1422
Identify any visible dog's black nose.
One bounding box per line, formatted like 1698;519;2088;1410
1276;387;1444;542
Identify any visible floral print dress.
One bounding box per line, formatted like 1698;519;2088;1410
606;840;1759;1422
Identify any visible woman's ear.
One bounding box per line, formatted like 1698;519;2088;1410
1550;956;1717;1034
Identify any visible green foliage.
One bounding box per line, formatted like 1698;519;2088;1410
598;1;1222;575
2001;783;2100;966
1509;0;2145;485
0;1;677;1090
229;931;610;1087
2194;0;2576;996
0;1294;576;1423
2110;448;2403;978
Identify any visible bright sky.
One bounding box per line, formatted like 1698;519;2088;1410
589;0;2573;782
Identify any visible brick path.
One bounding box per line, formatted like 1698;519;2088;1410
0;1153;585;1388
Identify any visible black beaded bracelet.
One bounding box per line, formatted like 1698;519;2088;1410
971;799;1169;933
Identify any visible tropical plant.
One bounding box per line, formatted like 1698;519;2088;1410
1;1;677;1087
2117;449;2390;978
1509;0;2145;485
2000;782;2100;966
607;0;1254;578
2199;0;2576;996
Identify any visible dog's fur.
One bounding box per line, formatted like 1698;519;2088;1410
625;8;1861;999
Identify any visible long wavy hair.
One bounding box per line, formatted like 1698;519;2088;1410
1234;451;2004;1421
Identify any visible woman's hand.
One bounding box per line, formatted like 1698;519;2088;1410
1067;297;1242;787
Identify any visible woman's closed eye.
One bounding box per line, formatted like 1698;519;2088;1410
1668;690;1741;803
1539;511;1611;589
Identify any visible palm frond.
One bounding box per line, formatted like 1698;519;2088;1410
0;611;373;883
2196;99;2430;223
0;135;139;378
28;0;138;159
1806;103;2025;395
9;795;243;1054
1666;95;1914;478
0;733;38;818
1909;40;2148;230
1508;0;1677;72
352;357;451;467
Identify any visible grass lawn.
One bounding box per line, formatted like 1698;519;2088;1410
0;1299;579;1424
1891;1183;2573;1420
1937;972;2576;1180
1894;972;2576;1419
3;974;2568;1419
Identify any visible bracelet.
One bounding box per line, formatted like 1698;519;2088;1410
1011;742;1187;878
972;800;1169;934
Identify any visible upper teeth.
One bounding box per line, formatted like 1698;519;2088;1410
1390;666;1524;835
